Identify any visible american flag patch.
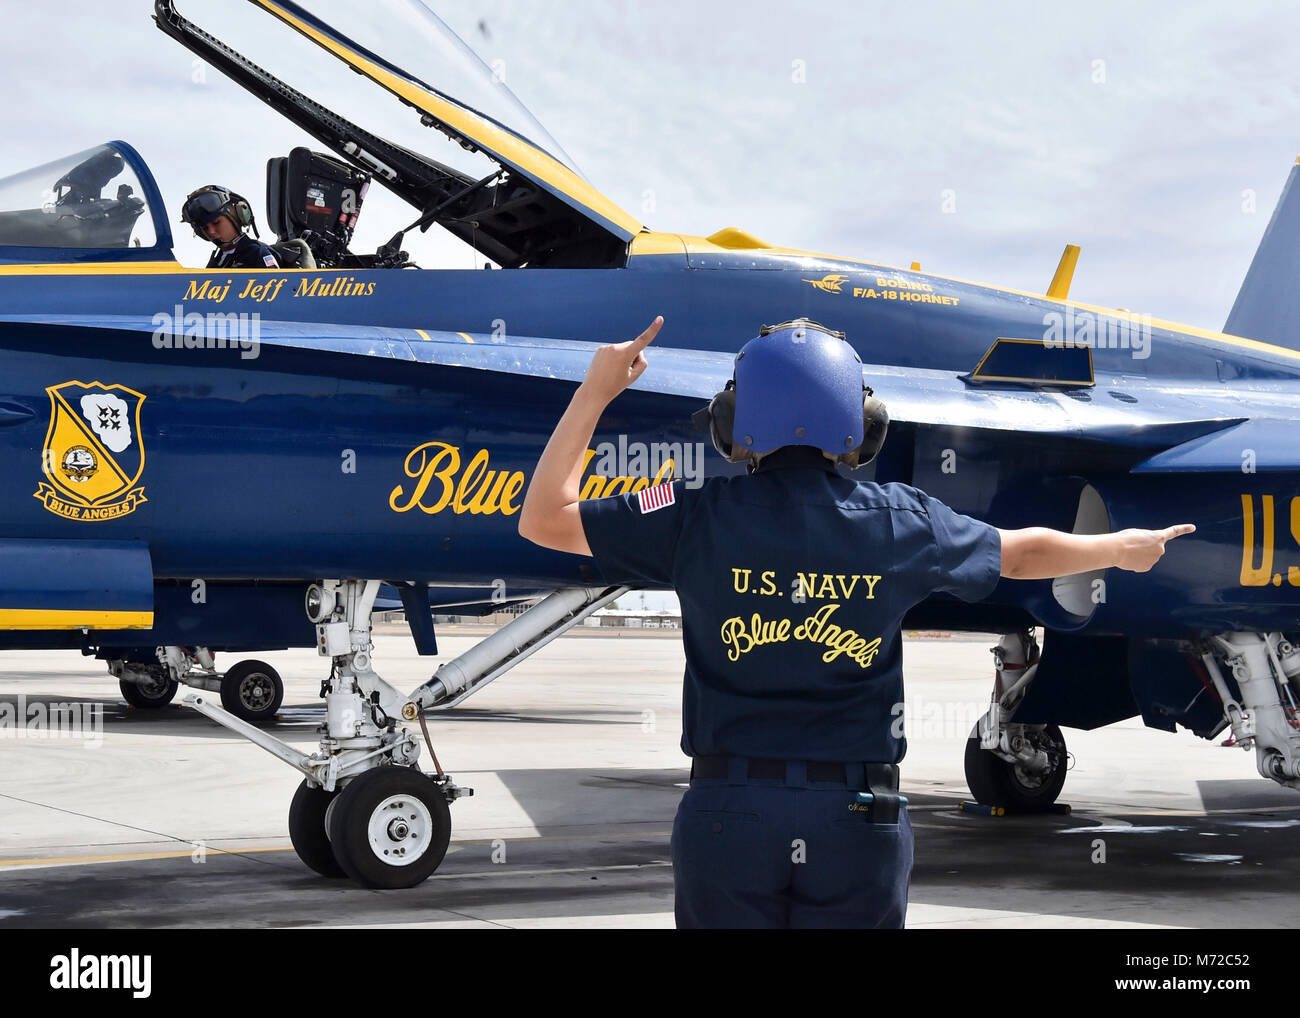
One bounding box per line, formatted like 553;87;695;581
263;254;278;266
636;482;676;514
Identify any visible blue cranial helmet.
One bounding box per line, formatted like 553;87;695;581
692;318;889;469
736;319;865;454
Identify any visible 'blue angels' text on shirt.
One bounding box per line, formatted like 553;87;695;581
578;452;1001;763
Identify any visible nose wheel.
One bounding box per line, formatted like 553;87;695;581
964;722;1069;812
220;659;284;723
118;666;179;709
325;767;452;888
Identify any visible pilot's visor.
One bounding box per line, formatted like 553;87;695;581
181;191;228;226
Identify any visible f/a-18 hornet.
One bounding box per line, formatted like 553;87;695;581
2;0;1299;885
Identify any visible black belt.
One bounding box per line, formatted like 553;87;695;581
690;756;898;790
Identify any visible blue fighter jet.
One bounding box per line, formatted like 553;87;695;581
2;0;1300;886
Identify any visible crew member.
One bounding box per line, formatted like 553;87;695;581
518;315;1194;928
180;185;279;269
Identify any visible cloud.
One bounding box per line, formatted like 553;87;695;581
4;0;1300;332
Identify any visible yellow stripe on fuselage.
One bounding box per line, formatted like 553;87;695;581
629;231;1300;366
0;261;184;275
0;609;153;631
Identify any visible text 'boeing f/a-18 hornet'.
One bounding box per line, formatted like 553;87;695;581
2;0;1300;887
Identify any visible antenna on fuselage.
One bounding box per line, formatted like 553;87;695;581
1047;244;1081;299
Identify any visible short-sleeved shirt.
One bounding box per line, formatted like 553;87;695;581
579;445;1001;764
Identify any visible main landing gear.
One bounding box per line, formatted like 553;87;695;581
110;647;284;723
183;579;628;888
1199;632;1300;788
964;630;1070;812
963;629;1300;808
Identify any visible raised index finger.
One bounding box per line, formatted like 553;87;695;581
630;316;664;351
1162;523;1196;541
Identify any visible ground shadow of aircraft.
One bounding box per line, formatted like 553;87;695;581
2;0;1299;886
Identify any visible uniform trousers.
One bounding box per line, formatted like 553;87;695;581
671;762;913;928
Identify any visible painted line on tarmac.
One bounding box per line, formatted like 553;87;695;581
0;846;293;872
423;861;671;881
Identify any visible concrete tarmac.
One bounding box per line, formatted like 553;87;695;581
0;629;1294;929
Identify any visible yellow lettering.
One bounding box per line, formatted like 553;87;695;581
732;568;752;594
388;442;459;514
498;473;525;516
1291;498;1300;587
1241;494;1274;587
579;475;607;500
464;466;510;515
452;449;490;513
720;617;754;661
862;574;882;598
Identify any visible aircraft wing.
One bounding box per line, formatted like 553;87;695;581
5;314;1282;462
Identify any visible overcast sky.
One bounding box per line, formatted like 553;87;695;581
6;0;1300;333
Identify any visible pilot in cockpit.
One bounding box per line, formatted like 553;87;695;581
180;184;280;269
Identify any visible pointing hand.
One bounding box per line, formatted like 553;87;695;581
1113;523;1196;573
579;316;663;405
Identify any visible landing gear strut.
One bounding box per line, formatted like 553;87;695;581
1200;632;1300;788
964;630;1070;811
183;580;628;888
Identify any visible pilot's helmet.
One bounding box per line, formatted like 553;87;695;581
180;185;255;239
700;318;889;469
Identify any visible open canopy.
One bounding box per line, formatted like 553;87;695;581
154;0;642;268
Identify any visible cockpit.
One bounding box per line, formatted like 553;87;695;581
0;143;171;263
0;1;644;271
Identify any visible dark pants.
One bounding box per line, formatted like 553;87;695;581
671;776;913;928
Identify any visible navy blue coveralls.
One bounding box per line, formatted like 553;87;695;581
206;234;280;269
579;445;1001;928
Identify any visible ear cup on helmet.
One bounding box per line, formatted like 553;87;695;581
708;383;740;462
227;193;254;230
859;393;890;465
693;382;756;464
839;391;890;469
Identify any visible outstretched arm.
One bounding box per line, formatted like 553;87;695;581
518;317;664;555
998;524;1196;579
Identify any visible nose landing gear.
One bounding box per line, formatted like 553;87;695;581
964;631;1070;812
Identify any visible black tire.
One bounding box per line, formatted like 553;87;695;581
328;767;452;889
288;780;347;878
119;671;178;709
220;659;283;724
963;723;1068;812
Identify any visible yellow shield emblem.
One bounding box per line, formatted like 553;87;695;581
34;381;147;522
